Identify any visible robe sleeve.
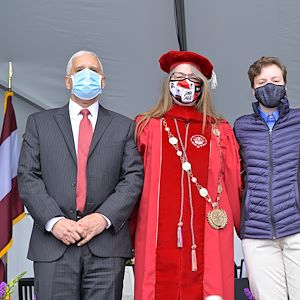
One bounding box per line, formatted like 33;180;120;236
129;117;148;247
222;122;242;236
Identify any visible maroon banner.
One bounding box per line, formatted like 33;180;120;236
0;257;6;283
0;95;17;144
0;93;24;283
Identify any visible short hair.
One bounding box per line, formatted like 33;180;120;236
248;56;287;88
66;50;104;75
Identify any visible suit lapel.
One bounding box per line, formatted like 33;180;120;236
88;104;112;158
53;104;77;163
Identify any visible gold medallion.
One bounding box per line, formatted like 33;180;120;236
207;208;227;229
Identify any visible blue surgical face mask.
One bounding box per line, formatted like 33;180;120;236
71;68;102;100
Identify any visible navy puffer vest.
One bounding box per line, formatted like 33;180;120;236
234;98;300;239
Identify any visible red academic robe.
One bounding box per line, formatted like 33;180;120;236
133;105;241;300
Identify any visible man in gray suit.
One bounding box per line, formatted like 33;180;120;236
18;50;143;299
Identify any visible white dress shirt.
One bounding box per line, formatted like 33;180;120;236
45;99;111;231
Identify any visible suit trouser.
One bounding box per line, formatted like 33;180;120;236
34;243;126;300
242;233;300;300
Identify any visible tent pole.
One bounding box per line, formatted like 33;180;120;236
174;0;187;51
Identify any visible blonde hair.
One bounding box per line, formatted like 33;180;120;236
135;66;221;138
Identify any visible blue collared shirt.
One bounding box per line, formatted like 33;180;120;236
258;107;279;130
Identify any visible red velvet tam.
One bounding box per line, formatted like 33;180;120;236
159;50;214;80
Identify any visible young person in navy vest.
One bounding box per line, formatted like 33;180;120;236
234;56;300;300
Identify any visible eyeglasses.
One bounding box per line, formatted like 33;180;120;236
170;72;202;83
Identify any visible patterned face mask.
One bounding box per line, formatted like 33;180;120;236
254;83;286;108
169;79;202;105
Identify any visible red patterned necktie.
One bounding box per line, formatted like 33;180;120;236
76;109;93;212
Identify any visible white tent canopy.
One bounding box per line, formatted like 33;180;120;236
1;0;300;121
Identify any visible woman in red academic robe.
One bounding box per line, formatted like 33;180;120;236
132;50;241;300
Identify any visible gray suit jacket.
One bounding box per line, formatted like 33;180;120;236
18;103;143;262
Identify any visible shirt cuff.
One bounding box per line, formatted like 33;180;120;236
45;216;65;232
100;214;111;229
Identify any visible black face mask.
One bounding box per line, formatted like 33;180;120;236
254;83;286;108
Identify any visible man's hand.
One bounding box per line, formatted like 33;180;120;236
52;219;86;245
77;213;108;246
